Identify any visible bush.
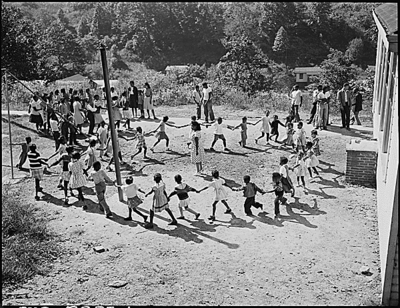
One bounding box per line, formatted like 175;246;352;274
2;188;60;286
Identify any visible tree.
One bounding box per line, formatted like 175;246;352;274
77;16;90;37
319;48;358;90
272;26;289;70
345;38;364;66
218;36;271;94
1;4;40;80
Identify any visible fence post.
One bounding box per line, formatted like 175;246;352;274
4;71;15;179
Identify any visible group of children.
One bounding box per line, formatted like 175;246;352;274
20;102;323;224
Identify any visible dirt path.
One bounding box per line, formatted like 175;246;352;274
2;107;381;306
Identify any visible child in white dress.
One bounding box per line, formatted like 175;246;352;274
255;110;271;144
293;151;307;187
305;141;320;180
198;170;232;221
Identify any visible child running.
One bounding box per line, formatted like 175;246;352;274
231;117;261;147
269;115;286;142
49;145;74;205
232;175;266;216
279;122;295;150
144;173;178;229
88;161;115;218
310;129;321;156
130;126;149;160
27;143;49;201
265;172;288;220
15;136;32;170
255;110;271;145
293;151;307;187
69;151;89;209
305;141;320;180
168;174;201;220
84;139;98;172
279;156;295;197
149;116;179;152
209;117;231;151
115;176;148;222
198;170;232;221
97;121;108;159
293;121;307;153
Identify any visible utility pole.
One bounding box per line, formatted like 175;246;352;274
3;69;14;179
99;45;123;201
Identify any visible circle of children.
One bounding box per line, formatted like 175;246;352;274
20;81;323;229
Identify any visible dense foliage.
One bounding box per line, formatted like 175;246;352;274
1;2;382;90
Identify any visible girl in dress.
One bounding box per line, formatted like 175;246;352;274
93;95;105;132
68;151;89;209
231;116;261;147
293;121;307;153
112;95;123;130
143;82;157;119
84;139;98;172
144;173;178;229
198;170;232;222
305;141;320;180
168;174;200;220
255;110;271;145
310;130;321;156
97;121;108;159
190;121;205;175
293;151;307;187
115;176;148;222
130;126;149;160
279;122;295;151
72;97;84;134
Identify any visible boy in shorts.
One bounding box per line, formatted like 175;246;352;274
149;116;179;152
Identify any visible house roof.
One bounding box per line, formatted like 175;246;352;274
165;65;189;71
58;74;91;82
93;80;120;88
293;67;323;74
374;3;398;35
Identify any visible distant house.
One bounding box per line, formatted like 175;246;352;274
56;74;97;89
292;67;323;85
372;3;398;306
165;65;189;76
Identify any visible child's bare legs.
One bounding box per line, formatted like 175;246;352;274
179;206;200;219
151;110;157;119
145;209;155;228
300;176;305;186
210;201;219;220
165;138;170;149
195;162;203;173
126;207;148;222
178;207;185;218
151;138;161;151
34;178;41;199
147;110;151;118
165;208;177;225
312;167;319;176
255;132;265;143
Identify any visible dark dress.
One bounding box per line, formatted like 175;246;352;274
129;86;139;108
354;93;363;112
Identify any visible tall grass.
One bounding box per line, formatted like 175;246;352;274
2;187;60;287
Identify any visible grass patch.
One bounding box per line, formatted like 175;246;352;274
2;187;60;287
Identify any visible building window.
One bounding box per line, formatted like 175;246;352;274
299;73;304;80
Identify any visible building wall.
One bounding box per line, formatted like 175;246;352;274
372;11;399;306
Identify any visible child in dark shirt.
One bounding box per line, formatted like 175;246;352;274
265;172;288;220
270;115;286;142
233;175;266;216
168;174;200;220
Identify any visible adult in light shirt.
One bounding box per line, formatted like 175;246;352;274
29;95;43;132
290;85;302;122
192;85;202;120
317;86;329;130
202;82;215;123
336;83;352;130
313;86;325;129
307;85;322;124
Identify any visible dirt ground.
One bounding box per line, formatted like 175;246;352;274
2;105;381;306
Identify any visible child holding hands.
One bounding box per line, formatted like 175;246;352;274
233;175;266;216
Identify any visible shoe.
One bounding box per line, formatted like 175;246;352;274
150;147;154;153
166;148;171;151
82;205;88;210
106;213;113;219
209;148;215;151
168;220;178;225
35;196;40;201
255;139;258;144
224;208;232;214
224;148;229;151
64;198;69;205
208;215;215;221
124;217;133;221
144;222;154;229
246;212;254;216
274;214;281;220
38;187;43;192
195;213;200;220
346;127;350;130
143;215;148;223
238;141;242;146
177;216;185;220
57;184;64;190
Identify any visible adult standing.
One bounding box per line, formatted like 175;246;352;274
143;82;157;120
307;85;322;124
190;121;205;175
325;85;331;126
350;88;363;125
128;80;139;118
290;85;302;122
192;85;202;120
317;86;329;130
72;97;84;134
29;95;43;133
336;83;352;130
202;82;214;123
85;96;96;135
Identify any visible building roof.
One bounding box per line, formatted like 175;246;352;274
293;67;323;74
93;80;119;88
374;3;398;35
58;74;91;82
165;65;189;71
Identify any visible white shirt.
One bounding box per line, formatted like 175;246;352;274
317;91;325;100
279;165;288;178
122;183;139;198
30;100;41;115
344;91;348;103
50;118;59;132
291;90;302;106
325;91;331;99
203;87;212;101
192;90;201;103
213;123;226;135
313;89;319;102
